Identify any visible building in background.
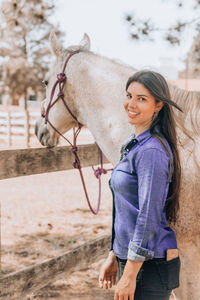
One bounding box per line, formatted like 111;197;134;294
179;33;200;80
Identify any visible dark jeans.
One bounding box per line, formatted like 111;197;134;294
117;256;181;300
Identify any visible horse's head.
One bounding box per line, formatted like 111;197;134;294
35;31;90;147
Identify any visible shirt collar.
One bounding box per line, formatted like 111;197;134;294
132;124;161;146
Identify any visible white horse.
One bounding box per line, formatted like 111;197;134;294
35;32;200;300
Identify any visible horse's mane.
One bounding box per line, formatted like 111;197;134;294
63;45;136;72
169;84;200;137
169;84;200;170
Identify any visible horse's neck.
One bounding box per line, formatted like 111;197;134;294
70;52;135;165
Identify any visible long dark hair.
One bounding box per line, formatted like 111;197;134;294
126;70;183;225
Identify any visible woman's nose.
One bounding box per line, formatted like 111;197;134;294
129;97;137;107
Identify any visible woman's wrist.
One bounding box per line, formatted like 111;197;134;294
123;259;143;279
108;250;116;262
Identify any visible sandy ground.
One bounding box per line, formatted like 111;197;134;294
1;130;115;299
1;129;174;300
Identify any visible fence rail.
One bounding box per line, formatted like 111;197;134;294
0;235;110;299
0;143;109;180
0;105;40;147
0;143;111;299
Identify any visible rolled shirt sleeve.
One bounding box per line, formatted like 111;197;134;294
127;148;170;262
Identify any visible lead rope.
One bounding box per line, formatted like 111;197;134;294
42;50;112;215
71;126;112;215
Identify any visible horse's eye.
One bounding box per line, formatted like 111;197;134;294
42;80;48;87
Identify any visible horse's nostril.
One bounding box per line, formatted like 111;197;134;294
40;132;44;143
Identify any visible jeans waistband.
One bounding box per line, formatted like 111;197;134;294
117;256;166;263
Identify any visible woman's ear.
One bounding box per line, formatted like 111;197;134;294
156;101;164;112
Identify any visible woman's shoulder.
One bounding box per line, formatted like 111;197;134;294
137;134;173;161
147;135;169;151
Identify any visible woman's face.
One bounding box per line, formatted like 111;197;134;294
123;81;163;129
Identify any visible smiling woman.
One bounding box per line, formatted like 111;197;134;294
99;70;183;300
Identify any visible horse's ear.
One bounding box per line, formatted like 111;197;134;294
79;33;90;51
49;30;63;57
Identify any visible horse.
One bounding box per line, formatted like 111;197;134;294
35;32;200;300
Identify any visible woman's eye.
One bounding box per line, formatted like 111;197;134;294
139;97;146;101
126;94;132;99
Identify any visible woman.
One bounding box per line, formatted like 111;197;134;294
99;70;182;300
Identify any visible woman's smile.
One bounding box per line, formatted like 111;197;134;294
127;110;140;118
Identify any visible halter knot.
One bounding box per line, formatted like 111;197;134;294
72;146;78;154
94;167;107;179
57;73;66;83
73;159;80;169
57;91;64;98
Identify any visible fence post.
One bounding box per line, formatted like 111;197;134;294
7;111;11;147
0;200;1;276
24;109;30;148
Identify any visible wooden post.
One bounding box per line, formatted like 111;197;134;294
185;57;189;90
24;109;30;148
7;111;11;147
0;200;1;276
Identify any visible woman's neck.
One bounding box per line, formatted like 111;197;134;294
134;124;151;137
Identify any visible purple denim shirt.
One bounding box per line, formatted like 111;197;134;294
109;125;178;262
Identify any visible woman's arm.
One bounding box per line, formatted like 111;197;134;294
128;147;170;261
114;148;170;299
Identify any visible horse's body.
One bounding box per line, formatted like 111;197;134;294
35;33;200;300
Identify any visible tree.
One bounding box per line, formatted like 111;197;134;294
0;0;64;107
124;0;200;77
186;33;200;78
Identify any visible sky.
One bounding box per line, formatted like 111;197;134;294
0;0;196;79
52;0;197;79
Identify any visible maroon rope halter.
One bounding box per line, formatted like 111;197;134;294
42;50;112;215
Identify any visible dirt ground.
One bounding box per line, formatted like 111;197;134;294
1;130;115;299
1;130;175;300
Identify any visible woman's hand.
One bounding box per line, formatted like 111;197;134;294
114;259;143;300
99;251;117;289
114;274;136;300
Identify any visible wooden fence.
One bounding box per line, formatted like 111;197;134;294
0;105;40;147
0;143;111;299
